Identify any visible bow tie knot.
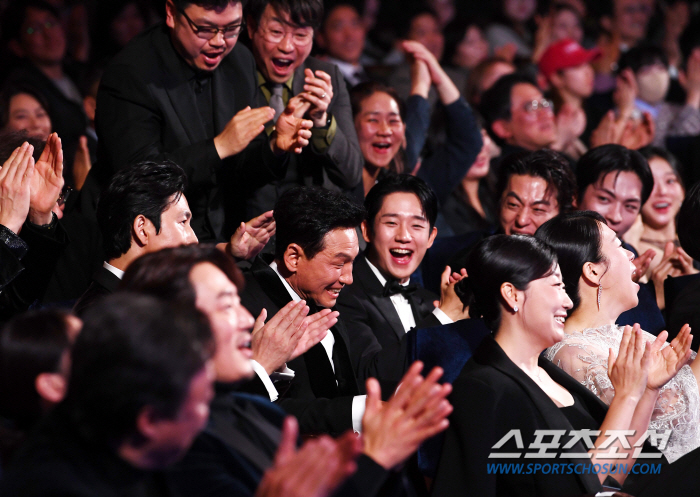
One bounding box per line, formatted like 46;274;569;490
383;280;418;298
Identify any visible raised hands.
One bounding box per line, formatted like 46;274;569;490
608;324;651;403
301;68;333;128
435;266;470;321
290;309;338;361
361;361;452;469
0;143;35;234
402;40;460;105
30;132;64;226
651;241;697;309
214;106;276;159
646;326;692;390
632;248;656;282
256;417;360;497
227;210;276;260
272;96;313;154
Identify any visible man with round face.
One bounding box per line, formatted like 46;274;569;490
244;0;363;220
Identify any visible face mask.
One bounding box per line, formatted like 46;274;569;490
636;67;670;104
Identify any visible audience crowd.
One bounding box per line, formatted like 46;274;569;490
4;0;700;495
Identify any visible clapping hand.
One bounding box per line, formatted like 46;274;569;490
302;68;333;128
646;326;692;390
608;324;651;403
227;210;276;260
0;143;35;234
272;96;313;154
29;133;64;226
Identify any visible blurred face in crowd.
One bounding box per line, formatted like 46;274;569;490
499;174;560;235
551;9;583;43
552;63;595;99
495;83;556;150
578;171;643;237
453;26;489;69
635;63;670;105
248;4;313;84
166;0;243;71
286;228;359;309
318;5;365;65
503;0;537;23
5;93;52;139
111;2;147;48
465;129;496;181
145;193;198;252
407;13;444;60
15;7;66;66
641;155;684;230
362;192;437;284
614;0;653;44
190;262;255;383
479;61;515;96
354;91;406;170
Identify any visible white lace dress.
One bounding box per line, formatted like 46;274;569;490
545;324;700;463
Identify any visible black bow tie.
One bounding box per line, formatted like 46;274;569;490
383;279;418;298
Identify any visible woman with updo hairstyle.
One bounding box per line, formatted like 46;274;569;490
432;234;686;497
536;211;700;464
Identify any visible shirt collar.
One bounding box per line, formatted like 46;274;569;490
365;256;409;287
257;70;294;92
269;260;302;301
103;261;125;280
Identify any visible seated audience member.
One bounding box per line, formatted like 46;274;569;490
465;57;515;107
441;18;490;84
243;0;362;224
91;0;154;63
316;2;371;88
0;293;215;496
123;244;452;497
336;174;468;391
531;3;586;63
3;0;88;186
484;0;537;60
615;44;700;148
0;309;80;468
95;0;313;242
432;234;669;496
495;149;576;236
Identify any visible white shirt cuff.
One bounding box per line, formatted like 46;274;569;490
433;307;454;325
250;360;279;402
352;395;367;433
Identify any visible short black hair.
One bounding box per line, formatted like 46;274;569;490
497;149;577;214
535;211;608;314
273;186;365;260
1;0;61;44
96;160;187;260
478;73;537;145
0;130;46;164
638;145;684;189
617;44;668;73
321;0;362;31
677;181;700;261
64;293;213;445
172;0;247;12
441;16;485;67
0;83;51;129
364;174;438;231
246;0;323;30
397;6;439;40
455;234;557;331
576;145;654;206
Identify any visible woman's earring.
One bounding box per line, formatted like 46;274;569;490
513;306;519;312
597;284;602;310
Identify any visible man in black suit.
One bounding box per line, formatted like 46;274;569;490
242;0;363;223
337;174;468;392
95;0;314;242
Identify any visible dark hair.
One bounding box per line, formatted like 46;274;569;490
173;0;247;12
638;145;684;190
465;56;514;106
396;6;439;40
535;211;607;314
273;186;365;259
64;293;213;445
441;17;485;67
617;44;668;73
455;234;557;331
479;73;538;145
0;130;47;164
576;145;654;206
497;149;577;214
677;182;700;261
0;310;73;428
1;0;61;44
321;1;362;31
246;0;323;30
96;160;187;260
364;174;438;230
121;244;245;304
0;84;51;130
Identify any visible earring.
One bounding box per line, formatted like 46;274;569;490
513;306;519;312
597;284;602;310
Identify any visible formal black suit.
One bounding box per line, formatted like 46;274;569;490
240;256;359;436
96;24;286;242
242;57;363;223
72;266;122;317
335;255;440;393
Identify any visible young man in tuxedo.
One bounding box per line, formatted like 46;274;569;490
336;174;467;393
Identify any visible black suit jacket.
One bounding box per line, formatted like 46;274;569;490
431;335;606;497
72;266;121;317
242;57;363;223
240;257;359;436
95;24;286;241
335;255;440;393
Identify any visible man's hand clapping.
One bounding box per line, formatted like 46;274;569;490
0;142;35;234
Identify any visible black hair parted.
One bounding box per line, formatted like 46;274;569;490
273;186;365;260
246;0;323;30
617;44;668;73
677;182;700;261
454;234;558;331
0;83;51;129
497;149;577;214
364;174;438;230
96;160;187;261
172;0;248;13
576;144;654;206
535;211;608;315
638;145;684;189
478;72;536;124
64;293;213;445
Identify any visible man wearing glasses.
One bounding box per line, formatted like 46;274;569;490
95;0;313;242
243;0;363;219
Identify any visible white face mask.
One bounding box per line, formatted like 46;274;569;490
636;66;670;104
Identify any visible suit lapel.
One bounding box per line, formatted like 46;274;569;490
211;56;242;134
355;256;406;340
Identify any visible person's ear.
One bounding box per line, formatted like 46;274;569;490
135;405;164;443
35;373;67;405
547;71;564;90
492;120;512;140
165;0;177;30
246;15;257;39
500;281;520;312
83;95;96;122
132;215;153;247
360;220;372;244
283;243;304;274
427;226;437;248
582;262;603;286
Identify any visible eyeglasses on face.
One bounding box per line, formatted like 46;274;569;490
180;8;244;40
522;99;553;113
25;21;57;35
259;24;313;47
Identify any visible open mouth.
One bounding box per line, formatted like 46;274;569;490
272;58;294;72
390;248;413;264
202;51;224;65
554;315;566;325
237;339;253;358
652;202;670;213
326;287;342;299
372;142;392;153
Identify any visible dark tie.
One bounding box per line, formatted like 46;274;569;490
383;279;418;298
269;83;284;121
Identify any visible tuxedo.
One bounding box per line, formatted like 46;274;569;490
240;257;360;436
95;24;286;242
72;266;121;317
335;255;440;393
